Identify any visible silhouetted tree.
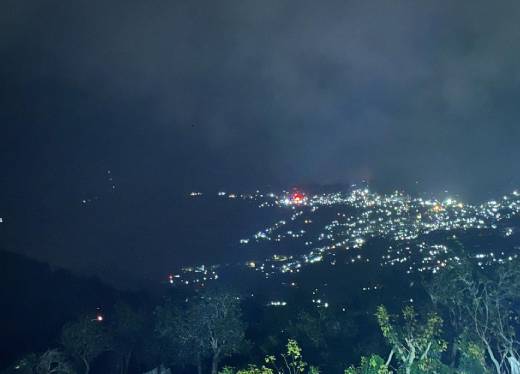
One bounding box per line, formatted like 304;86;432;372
288;307;357;365
218;339;319;374
156;290;246;374
344;354;390;374
112;302;146;374
1;350;75;374
155;298;207;374
427;256;520;374
200;291;246;374
36;350;76;374
61;315;112;374
2;353;39;374
376;305;447;374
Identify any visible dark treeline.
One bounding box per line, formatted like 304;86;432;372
0;250;119;365
2;244;520;374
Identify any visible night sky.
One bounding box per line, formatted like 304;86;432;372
1;0;520;288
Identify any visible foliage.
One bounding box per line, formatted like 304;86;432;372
375;305;446;374
1;350;76;374
345;354;391;374
240;366;274;374
8;245;520;374
289;310;327;350
60;315;112;374
112;302;146;374
427;249;520;374
226;339;318;374
155;298;207;370
455;332;489;374
199;290;246;374
262;339;303;374
219;367;238;374
264;339;319;374
2;353;39;374
155;290;246;374
288;307;357;361
219;365;274;374
113;302;145;348
36;350;76;374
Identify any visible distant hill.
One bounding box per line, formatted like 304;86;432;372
0;250;118;368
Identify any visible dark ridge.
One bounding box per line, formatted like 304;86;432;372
0;250;118;367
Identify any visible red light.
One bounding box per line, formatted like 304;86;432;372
292;192;305;203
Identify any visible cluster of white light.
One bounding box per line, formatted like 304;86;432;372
170;264;220;288
230;188;520;277
268;300;287;307
362;285;381;292
171;188;520;294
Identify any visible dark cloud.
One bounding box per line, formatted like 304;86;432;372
2;0;520;286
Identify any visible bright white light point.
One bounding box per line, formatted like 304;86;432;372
96;315;103;322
